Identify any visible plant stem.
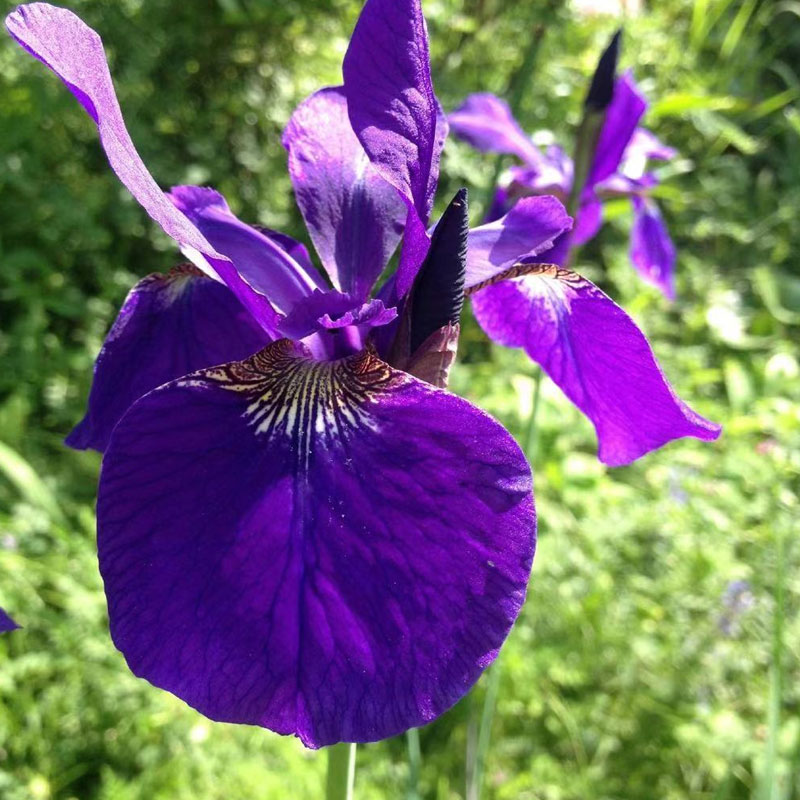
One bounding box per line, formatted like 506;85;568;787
325;743;356;800
406;728;421;800
525;368;544;460
761;524;786;800
471;657;504;800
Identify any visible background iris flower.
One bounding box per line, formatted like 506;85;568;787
0;608;19;633
450;70;680;300
5;0;719;750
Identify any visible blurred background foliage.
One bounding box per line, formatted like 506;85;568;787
0;0;798;797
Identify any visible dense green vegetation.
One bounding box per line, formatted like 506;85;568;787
1;0;798;797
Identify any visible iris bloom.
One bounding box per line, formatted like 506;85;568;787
6;0;719;747
450;72;679;299
6;0;572;747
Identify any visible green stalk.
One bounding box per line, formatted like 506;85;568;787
325;743;356;800
525;369;544;460
406;728;421;800
761;525;786;800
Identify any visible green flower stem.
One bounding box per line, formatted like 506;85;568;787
406;728;421;800
325;743;356;800
761;523;786;800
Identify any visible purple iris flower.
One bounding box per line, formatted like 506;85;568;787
6;0;584;747
6;0;720;747
0;608;19;633
449;73;680;299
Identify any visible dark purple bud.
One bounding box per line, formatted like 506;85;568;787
409;189;469;353
585;29;622;112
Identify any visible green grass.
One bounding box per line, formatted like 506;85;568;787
1;0;799;797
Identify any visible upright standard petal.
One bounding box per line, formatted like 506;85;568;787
66;265;271;452
342;0;438;220
5;3;278;332
448;93;546;169
0;608;19;633
465;196;572;289
471;265;721;465
283;88;405;300
98;340;535;748
587;71;647;188
342;0;444;296
168;186;323;313
630;196;676;300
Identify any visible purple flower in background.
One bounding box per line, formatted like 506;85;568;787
717;580;755;637
6;0;570;747
0;608;19;633
450;73;679;299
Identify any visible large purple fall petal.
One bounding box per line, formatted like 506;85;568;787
0;608;19;633
66;265;271;452
471;265;721;465
282;87;405;299
168;186;323;312
448;93;545;168
465;196;572;288
587;71;647;188
630;196;676;300
5;3;278;332
98;341;534;747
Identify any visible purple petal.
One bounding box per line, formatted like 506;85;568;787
465;197;572;288
282;88;405;300
168;186;323;313
471;265;721;465
630;196;676;300
572;194;603;246
98;341;535;747
277;288;397;340
256;228;315;274
5;3;278;332
0;608;19;633
587;71;647;188
627;128;677;162
342;0;438;221
448;93;545;168
66;265;271;452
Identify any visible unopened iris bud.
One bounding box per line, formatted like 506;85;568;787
585;29;622;112
409;188;469;353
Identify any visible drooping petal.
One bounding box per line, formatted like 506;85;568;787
0;608;19;633
630;196;676;300
587;71;647;188
571;194;603;246
66;265;271;452
465;197;572;288
448;93;546;168
282;87;405;300
168;186;323;313
98;340;535;748
277;288;397;340
471;265;721;465
5;3;278;332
